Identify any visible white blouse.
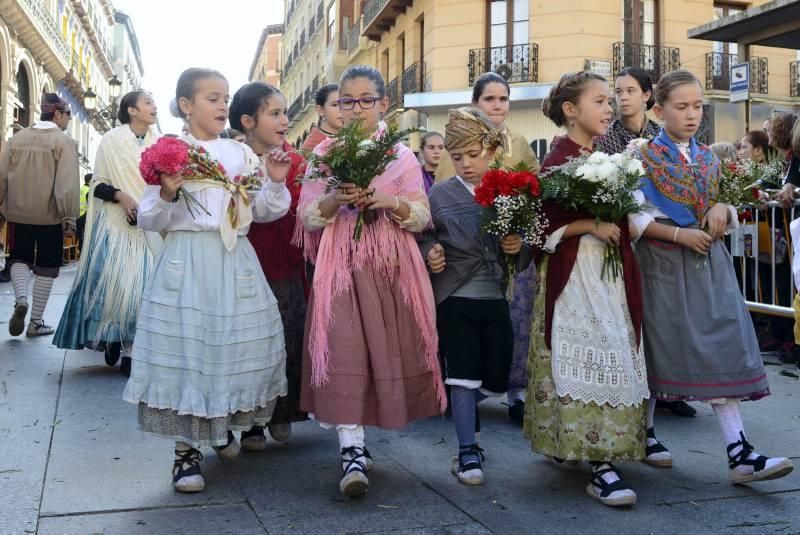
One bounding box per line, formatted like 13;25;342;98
137;137;291;234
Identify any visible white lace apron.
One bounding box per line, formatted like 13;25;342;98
550;234;650;408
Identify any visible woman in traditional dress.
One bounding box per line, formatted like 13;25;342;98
54;90;161;376
633;69;793;486
229;81;309;448
123;68;292;493
524;71;649;507
298;65;445;498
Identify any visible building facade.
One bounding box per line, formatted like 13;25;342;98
0;0;121;172
113;10;143;96
280;0;800;154
281;0;362;146
249;23;284;88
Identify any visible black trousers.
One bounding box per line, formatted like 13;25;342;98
9;223;63;278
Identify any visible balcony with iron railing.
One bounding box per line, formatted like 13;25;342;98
362;0;413;41
348;18;363;57
468;43;539;86
386;77;402;112
288;95;303;121
317;2;324;26
612;42;680;82
312;75;319;95
300;30;306;50
792;61;800;98
705;52;768;94
402;61;425;94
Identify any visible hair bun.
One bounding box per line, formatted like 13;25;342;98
169;98;182;119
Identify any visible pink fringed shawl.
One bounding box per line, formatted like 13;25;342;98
297;139;446;411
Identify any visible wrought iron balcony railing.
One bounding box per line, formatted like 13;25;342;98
705;52;768;94
402;61;425;94
468;43;539;86
386;77;402;111
312;75;319;95
348;18;362;56
288;96;302;121
792;61;800;98
612;42;680;82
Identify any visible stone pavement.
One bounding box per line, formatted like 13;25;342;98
1;267;799;535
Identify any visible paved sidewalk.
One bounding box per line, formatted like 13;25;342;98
1;267;799;534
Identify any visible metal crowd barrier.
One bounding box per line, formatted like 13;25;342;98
728;198;800;318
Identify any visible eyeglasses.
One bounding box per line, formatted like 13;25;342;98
337;97;381;110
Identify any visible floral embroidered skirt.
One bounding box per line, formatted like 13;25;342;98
123;231;288;448
523;257;647;462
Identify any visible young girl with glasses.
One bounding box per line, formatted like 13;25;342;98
297;64;445;498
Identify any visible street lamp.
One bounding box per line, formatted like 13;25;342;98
83;74;124;131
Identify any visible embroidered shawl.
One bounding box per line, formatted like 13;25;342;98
637;130;720;226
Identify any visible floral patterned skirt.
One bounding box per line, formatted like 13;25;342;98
522;258;646;462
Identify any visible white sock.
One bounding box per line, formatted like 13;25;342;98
30;275;54;323
10;263;30;305
337;425;366;473
647;397;656;429
591;462;621;485
507;388;524;404
712;399;760;474
122;342;133;358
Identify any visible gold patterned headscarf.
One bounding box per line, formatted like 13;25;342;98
444;107;507;155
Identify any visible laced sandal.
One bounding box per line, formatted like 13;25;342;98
173;448;205;493
546;456;581;471
339;446;369;497
727;431;794;485
212;430;240;461
644;428;673;468
241;425;267;451
586;463;637;507
450;445;485;486
9;300;28;337
26;319;54;337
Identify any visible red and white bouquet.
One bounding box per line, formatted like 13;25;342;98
474;162;547;296
140;137;264;225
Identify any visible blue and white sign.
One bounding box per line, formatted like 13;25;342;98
730;62;750;103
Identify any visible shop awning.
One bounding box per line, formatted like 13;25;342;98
688;0;800;48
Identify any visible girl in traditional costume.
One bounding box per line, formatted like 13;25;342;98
633;69;793;485
298;65;445;498
122;68;292;493
301;84;342;153
54;91;161;376
524;71;649;507
229;81;308;449
596;67;661;155
422;107;530;485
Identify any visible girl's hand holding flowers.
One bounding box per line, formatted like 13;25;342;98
677;228;712;255
701;203;730;241
427;243;446;273
334;182;364;206
160;174;185;203
590;222;621;246
500;234;523;255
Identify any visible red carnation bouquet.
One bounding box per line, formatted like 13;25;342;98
140;137;264;220
473;161;547;297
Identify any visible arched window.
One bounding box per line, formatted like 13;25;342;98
14;65;31;127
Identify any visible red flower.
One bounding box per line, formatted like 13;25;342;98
139;137;190;185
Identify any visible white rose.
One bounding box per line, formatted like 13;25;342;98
575;163;597;181
587;151;609;165
595;160;617;180
356;139;376;157
626;159;645;176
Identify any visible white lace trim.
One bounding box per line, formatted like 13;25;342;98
551;235;650;408
396;198;430;233
301;197;337;231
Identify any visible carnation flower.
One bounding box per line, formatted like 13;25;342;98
626;159;645;176
575;164;597;181
595;161;617;180
587;151;609;165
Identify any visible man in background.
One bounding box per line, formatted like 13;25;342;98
0;93;79;337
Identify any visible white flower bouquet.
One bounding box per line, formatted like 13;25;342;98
542;149;646;280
